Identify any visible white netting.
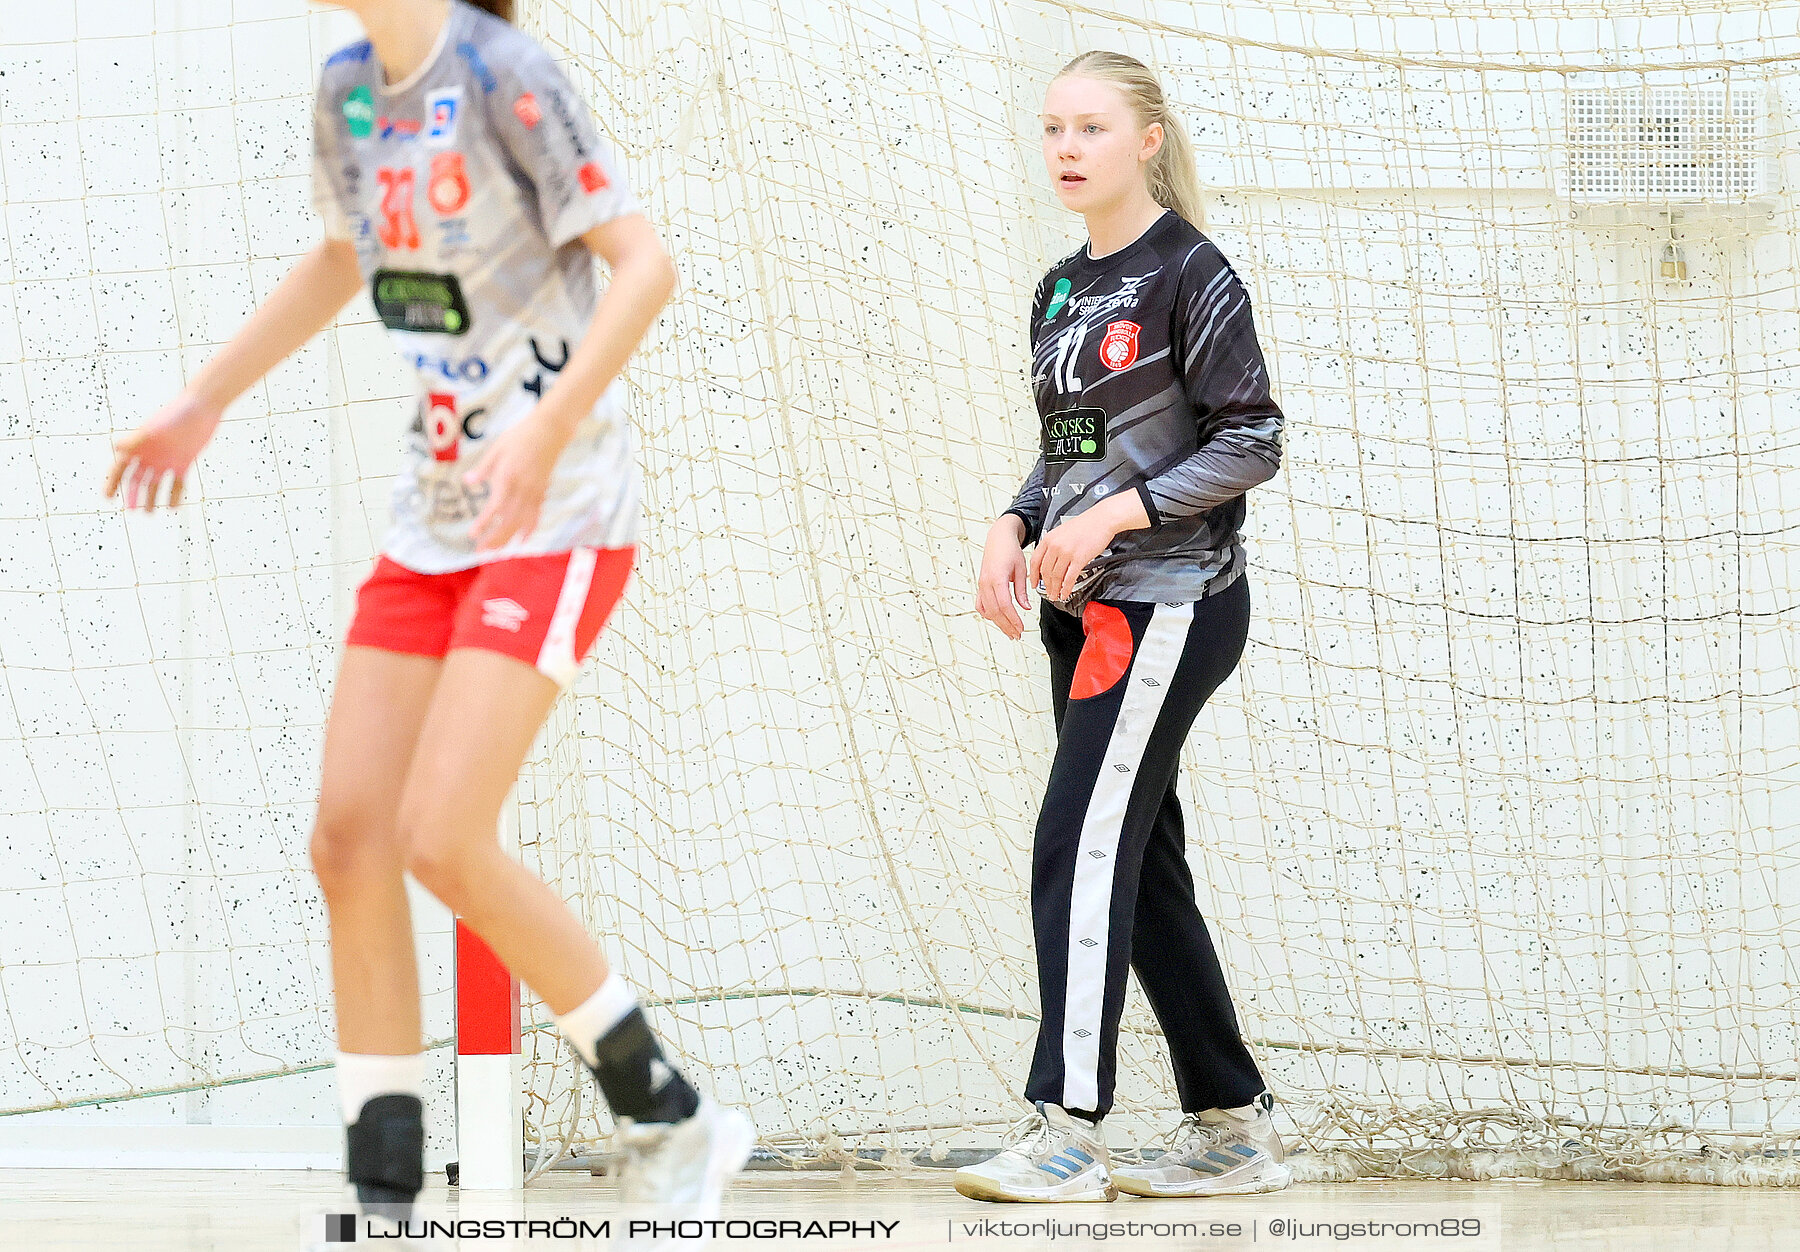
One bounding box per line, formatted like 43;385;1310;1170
4;0;1798;1183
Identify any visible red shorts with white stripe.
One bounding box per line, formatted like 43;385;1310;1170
345;547;634;687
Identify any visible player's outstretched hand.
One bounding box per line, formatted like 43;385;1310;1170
104;393;222;511
463;417;561;551
976;515;1033;640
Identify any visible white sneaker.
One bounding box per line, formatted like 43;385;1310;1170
1113;1100;1293;1197
617;1095;756;1208
953;1103;1116;1203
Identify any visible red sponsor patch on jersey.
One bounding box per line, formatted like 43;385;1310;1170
428;152;470;215
1100;320;1140;371
426;393;460;462
578;162;609;193
513;93;542;129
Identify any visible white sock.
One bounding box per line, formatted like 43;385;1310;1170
554;971;638;1068
335;1051;426;1126
1220;1097;1269;1123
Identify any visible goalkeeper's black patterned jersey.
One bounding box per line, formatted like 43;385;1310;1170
1005;210;1285;611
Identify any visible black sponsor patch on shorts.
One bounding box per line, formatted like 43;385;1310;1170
371;269;472;335
1042;406;1108;462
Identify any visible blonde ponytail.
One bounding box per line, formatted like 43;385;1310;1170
1057;51;1206;230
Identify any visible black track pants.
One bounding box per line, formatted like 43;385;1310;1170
1023;575;1267;1120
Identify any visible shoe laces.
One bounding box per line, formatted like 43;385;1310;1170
1002;1107;1057;1159
1162;1112;1226;1158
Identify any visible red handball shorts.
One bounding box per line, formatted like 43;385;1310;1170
345;547;635;687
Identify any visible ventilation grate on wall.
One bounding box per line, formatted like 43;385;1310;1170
1565;83;1775;205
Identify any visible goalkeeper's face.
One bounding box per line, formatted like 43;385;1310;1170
1040;75;1160;215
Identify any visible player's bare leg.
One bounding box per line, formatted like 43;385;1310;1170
310;645;442;1215
399;647;752;1215
396;648;600;1007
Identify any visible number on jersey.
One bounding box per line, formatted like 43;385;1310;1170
377;168;420;251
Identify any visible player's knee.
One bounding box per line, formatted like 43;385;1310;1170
405;847;473;911
401;822;469;909
309;806;402;892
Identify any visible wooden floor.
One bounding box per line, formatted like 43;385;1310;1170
5;1168;1795;1249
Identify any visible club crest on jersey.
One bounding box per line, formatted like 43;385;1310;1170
1100;320;1140;371
426;392;461;461
426;88;461;144
428;152;470;214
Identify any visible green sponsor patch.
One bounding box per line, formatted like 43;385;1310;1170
1044;277;1071;321
343;85;375;139
371;270;472;335
1042;406;1107;462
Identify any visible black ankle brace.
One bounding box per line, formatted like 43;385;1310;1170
587;1007;700;1124
346;1093;424;1210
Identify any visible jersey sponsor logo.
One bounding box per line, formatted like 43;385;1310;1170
376;167;420;249
407;351;489;384
547;89;589;157
480;597;530;632
372;269;472;334
1100;320;1140;371
428;152;471;214
378;115;422;141
435;215;472;257
405;474;490;526
410;393;488;444
521;337;571;399
1044;277;1071;320
577;161;608;193
426;88;461;144
513;93;542;129
1042;406;1108;462
343;85;375;138
541;166;576;221
426;392;461;461
456;41;498;94
1066;271;1156;320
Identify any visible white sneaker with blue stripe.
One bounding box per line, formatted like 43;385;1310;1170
1112;1099;1293;1197
953;1103;1116;1202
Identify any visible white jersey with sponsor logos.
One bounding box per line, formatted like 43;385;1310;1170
312;0;642;572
